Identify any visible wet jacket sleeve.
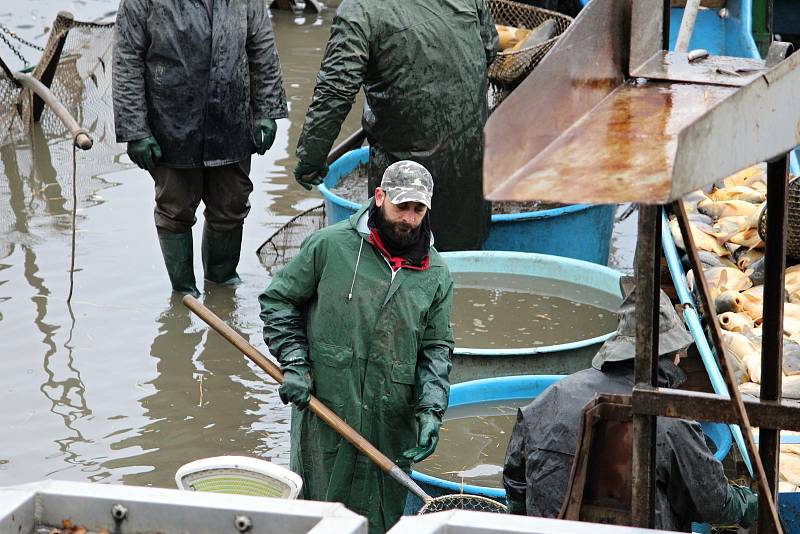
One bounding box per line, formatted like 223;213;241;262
503;408;528;503
258;234;322;367
247;0;288;121
413;279;454;419
658;419;732;525
295;1;370;167
478;0;500;66
112;0;152;143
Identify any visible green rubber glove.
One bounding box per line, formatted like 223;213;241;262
278;364;311;410
718;484;758;528
127;136;162;171
254;118;277;155
507;498;527;516
293;160;329;191
402;412;441;463
739;487;758;528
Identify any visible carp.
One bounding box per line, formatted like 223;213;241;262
718;311;755;334
714;290;745;314
709;185;766;204
697;198;759;219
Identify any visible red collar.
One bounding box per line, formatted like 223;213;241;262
368;229;430;272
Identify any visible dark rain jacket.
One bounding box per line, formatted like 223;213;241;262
113;0;288;168
259;204;454;534
503;361;737;532
296;0;499;251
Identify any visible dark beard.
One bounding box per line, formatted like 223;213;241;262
375;205;421;248
367;200;431;263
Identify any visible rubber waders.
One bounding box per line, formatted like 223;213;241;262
202;224;243;285
158;231;200;298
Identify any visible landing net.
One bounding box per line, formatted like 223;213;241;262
0;15;125;262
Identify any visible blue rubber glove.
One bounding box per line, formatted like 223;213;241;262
254;118;277;155
402;412;441;463
278;364;311;410
293;160;328;191
127;136;162;171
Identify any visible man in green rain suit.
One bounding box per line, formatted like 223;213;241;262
293;0;499;251
113;0;288;297
260;161;454;533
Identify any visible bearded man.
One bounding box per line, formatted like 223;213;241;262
258;161;454;533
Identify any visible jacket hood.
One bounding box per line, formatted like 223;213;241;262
349;199;435;246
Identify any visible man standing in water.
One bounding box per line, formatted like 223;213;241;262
503;289;758;531
260;161;454;533
293;0;498;251
113;0;287;297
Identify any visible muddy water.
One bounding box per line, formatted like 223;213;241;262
415;399;526;488
0;1;633;493
452;272;619;349
0;3;362;489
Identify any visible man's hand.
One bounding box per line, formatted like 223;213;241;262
278;365;312;410
293;160;328;191
254;118;277;155
402;412;441;463
127;136;162;171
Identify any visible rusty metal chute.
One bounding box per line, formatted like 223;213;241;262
484;0;800;205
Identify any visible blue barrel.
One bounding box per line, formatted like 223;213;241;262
405;374;733;523
319;147;615;264
441;251;623;382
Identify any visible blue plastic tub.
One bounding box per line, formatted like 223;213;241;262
441;251;623;383
318;147;615;264
405;374;733;520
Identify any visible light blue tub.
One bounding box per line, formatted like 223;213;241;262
441;251;623;383
405;374;733;522
318;147;615;264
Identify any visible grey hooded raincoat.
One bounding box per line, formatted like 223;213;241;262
503;361;753;531
113;0;288;168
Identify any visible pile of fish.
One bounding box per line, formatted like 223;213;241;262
670;163;800;491
495;20;557;53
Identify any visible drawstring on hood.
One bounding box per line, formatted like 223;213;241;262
348;237;365;301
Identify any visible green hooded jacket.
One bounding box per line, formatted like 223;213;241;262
259;204;454;533
296;0;499;251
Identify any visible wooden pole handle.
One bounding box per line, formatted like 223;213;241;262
182;295;398;474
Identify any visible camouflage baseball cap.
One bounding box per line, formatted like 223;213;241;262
591;288;694;371
380;161;434;209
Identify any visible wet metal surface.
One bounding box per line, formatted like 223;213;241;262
486;82;735;205
632;51;767;87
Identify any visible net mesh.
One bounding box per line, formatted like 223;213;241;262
257;203;326;272
487;0;573;89
418;494;508;514
0;15;124;261
180;467;297;499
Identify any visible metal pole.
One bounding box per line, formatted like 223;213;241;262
672;200;783;533
12;72;92;150
631;204;659;528
675;0;701;53
662;0;671;51
752;0;773;57
758;154;789;533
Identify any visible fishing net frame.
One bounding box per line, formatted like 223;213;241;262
758;175;800;262
417;493;508;514
256;202;326;272
487;0;573;89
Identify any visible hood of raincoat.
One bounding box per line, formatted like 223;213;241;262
113;0;288;167
502;364;732;531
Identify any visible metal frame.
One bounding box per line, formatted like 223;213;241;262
482;0;800;530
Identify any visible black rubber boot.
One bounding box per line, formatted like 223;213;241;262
202;224;243;285
157;231;200;298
